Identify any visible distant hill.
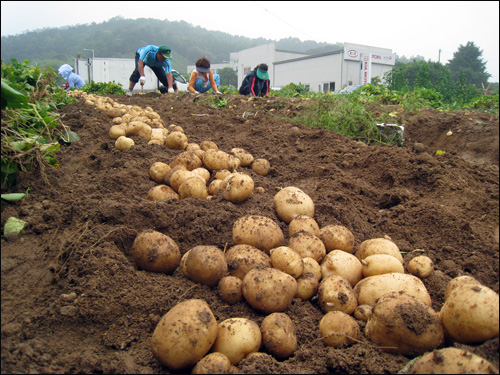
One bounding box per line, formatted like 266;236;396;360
1;16;342;74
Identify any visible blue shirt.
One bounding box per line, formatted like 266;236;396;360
136;45;171;73
67;72;85;90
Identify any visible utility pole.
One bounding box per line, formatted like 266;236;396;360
438;49;441;63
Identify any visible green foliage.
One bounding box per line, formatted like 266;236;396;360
273;83;312;98
217;67;237;87
448;41;491;88
1;59;77;188
464;94;499;112
79;80;125;95
219;86;239;95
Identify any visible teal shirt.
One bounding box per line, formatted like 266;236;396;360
136;45;171;73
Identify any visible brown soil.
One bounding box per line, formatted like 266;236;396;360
1;92;499;374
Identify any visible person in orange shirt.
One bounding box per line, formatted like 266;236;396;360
188;57;221;94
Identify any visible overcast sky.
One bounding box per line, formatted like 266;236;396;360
2;1;499;81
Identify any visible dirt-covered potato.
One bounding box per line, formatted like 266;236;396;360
242;266;297;314
354;273;432;307
192;352;235;375
211;318;261;365
200;140;218;151
407;255;434;278
270;246;304;278
184;245;228;287
355;238;404;264
178;176;208;200
231;147;254;167
225;244;272;280
288;230;326;263
320;250;362;287
109;124;127;139
191;167;210;183
163;164;187;186
273;186;315;224
146;184;179;201
289;215;320;237
218;276;243;305
169;151;203;171
220;172;254;203
295;272;319;300
115;135;134;150
318;225;355;253
215;169;232;180
361;254;405;278
149;162;171;183
232;215;284;254
444;275;482;301
151;299;218;370
260;313;297;359
208;179;223;196
180;250;190;277
318;275;358;315
251;158;270;176
203;149;231;171
302;257;322;281
399;347;499;374
365;292;444;356
319;311;360;348
169;169;196;192
164;130;188;150
132;230;181;273
440;284;499;344
354;304;374;322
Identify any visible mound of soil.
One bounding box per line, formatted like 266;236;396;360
1;92;499;374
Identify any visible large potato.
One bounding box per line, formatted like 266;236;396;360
273;186;314;224
354;273;432;307
184;245;228;287
231;147;254;167
146;185;180;201
260;313;297;359
440;284;499;344
232;215;284;254
169;169;195;192
178;176;208;200
295;272;319;300
444;275;481;301
132;230;180;274
169;151;203;171
218;276;243;305
242;266;297;314
164;130;188;150
225;244;272;280
318;275;358;315
407;255;434;278
251;158;271;176
320;250;362;287
149;162;171;183
289;215;320;237
203;149;231;171
302;257;322;281
220;172;254;203
151;299;218;370
319;225;355;253
211;318;261;365
355;238;403;264
270;246;304;278
361;254;404;278
115;135;134;150
399;347;499;374
365;292;444;356
288;230;326;263
319;311;360;348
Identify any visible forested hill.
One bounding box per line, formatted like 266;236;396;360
1;16;341;74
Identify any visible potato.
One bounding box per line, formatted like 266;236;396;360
126;121;151;139
354;273;432;307
151;299;218;370
218;276;243;305
149;162;171;183
211;318;261;365
191;167;210;183
192;352;235;375
440;284;499;344
208;179;223;196
132;230;181;273
318;225;355;253
220;172;254;203
295;272;319;300
203;149;231;171
163;164;187;186
146;185;180;201
365;292;444;356
318;275;358;315
444;275;481;301
106;107;122;118
169;151;203;171
355;238;403;264
320;250;362;287
149;128;166;144
200;140;218;151
228;154;241;171
407;255;434;278
232;215;284;254
242;266;297;314
231;147;254;167
109;124;127;139
302;257;322;281
289;215;320;237
180;250;190;277
251;158;271;176
270;246;304;278
178;176;208;200
115;135;134;150
288;230;326;263
225;244;272;280
361;254;404;278
184;245;228;287
164;131;188;150
260;313;297;359
353;304;373;322
399;347;499;374
319;311;360;348
185;143;201;152
169;169;196;192
273;186;314;224
168;124;184;133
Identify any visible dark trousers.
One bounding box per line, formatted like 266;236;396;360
129;53;169;87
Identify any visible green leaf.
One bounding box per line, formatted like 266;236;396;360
1;193;27;201
60;130;80;143
3;217;27;238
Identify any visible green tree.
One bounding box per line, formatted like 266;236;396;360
448;41;491;87
217;67;237;87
